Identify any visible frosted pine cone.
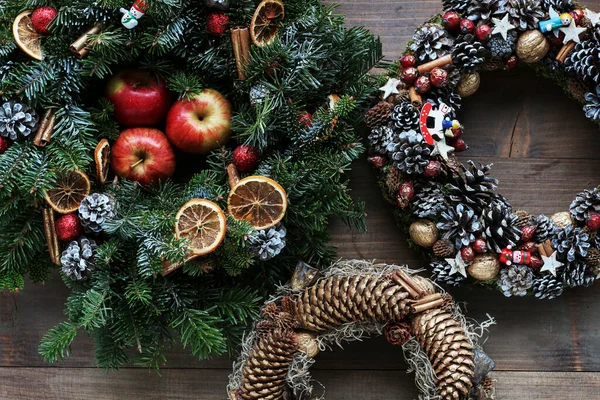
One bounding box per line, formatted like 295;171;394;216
412;180;449;218
566;42;600;84
387;130;431;175
583;85;600;123
498;265;533;296
570;188;600;222
78;193;116;233
552;225;590;262
448;161;498;213
60;237;97;281
443;0;471;12
467;0;508;22
532;274;564;299
432;261;466;287
249;224;287;261
481;200;521;253
368;124;395;154
391;102;419;131
409;23;454;62
508;0;545;31
0;101;39;141
562;261;596;288
452;38;487;73
534;214;559;243
437;203;482;248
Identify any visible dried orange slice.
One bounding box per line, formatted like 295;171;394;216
250;0;285;47
13;11;43;61
175;199;227;256
94;139;110;184
227;176;287;230
44;170;91;214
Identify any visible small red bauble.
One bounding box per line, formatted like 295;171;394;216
521;225;536;241
429;67;448;88
451;137;467;152
442;11;461;31
414;75;431;94
206;12;229;37
55;214;83;242
461;246;475;262
505;55;518;70
519;241;537;252
299;111;313;128
424;160;441;178
530;256;543;269
570;9;584;24
451;126;463;138
473;238;487;253
368;155;386;169
401;67;419;85
396;181;414;209
586;212;600;231
0;136;10;154
232;144;260;172
475;24;492;41
400;54;416;68
31;6;58;35
460;19;475;34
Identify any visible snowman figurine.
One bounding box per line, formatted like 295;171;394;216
120;0;149;29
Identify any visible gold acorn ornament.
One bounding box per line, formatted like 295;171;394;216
409;219;438;248
456;72;480;97
516;30;550;63
551;211;574;229
467;253;500;281
296;330;319;358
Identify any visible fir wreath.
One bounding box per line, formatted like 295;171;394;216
368;1;600;300
0;0;382;368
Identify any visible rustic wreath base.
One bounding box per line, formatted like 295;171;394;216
228;260;496;400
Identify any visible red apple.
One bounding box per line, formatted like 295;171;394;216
165;89;232;154
106;69;171;126
111;128;176;185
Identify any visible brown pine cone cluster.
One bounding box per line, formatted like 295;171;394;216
411;307;475;400
365;101;393;129
295;274;413;331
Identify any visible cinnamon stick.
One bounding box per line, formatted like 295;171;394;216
231;27;251;80
556;41;576;63
537;240;554;257
392;269;425;299
417;54;453;74
411;296;445;314
33;109;56;148
227;163;240;188
43;208;60;265
70;23;102;59
409;87;423;109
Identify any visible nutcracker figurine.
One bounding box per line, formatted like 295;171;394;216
120;0;150;29
499;245;532;266
538;8;572;33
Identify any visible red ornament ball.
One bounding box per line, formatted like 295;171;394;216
368;155;386;169
55;214;83;242
232;144;260;172
299;111;313;128
460;246;475;262
424;160;441;178
414;75;431;94
519;241;537;252
0;136;10;154
31;6;58;35
451;137;468;152
473;238;487;253
587;212;600;231
475;24;492;41
505;55;518;70
442;11;461;31
451;126;463;138
429;67;448;88
396;180;414;208
530;255;543;269
206;11;229;37
400;54;416;68
401;67;419;85
570;9;584;24
460;19;475;34
521;225;536;241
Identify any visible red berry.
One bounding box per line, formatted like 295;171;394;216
400;54;416;68
530;256;543;269
461;246;475;262
460;19;475;34
31;6;58;35
505;55;518;70
55;214;83;242
442;11;461;31
368;155;386;169
424;160;441;178
396;181;414;208
232;145;260;172
401;67;419;85
521;225;536;241
206;11;229;37
451;137;468;152
451;126;463;138
429;67;448;88
0;136;10;154
587;212;600;231
475;24;492;41
299;111;313;128
414;75;431;94
473;238;487;253
570;9;584;24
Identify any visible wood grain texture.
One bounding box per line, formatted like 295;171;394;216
3;0;600;398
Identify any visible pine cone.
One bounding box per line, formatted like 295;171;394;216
448;161;498;213
585;247;600;266
384;320;412;345
533;214;558;243
508;0;545;31
249;224;287;261
437;203;482;248
295;273;413;331
570;187;600;222
480;58;506;71
533;274;564;299
565;41;600;84
78;193;116;233
487;32;517;58
0;101;39;141
497;264;533;297
60;237;97;281
541;0;574;12
467;0;509;22
368;124;395;155
411;307;475;400
391;102;420;131
562;261;596;288
385;165;402;193
433;239;456;258
388;130;432;175
452;37;487;73
513;209;533;229
584;85;600;123
426;88;462;117
431;261;466;287
443;0;471;12
481;200;521;253
365;101;393;129
239;330;297;400
552;225;591;262
412;180;449;218
409;23;455;62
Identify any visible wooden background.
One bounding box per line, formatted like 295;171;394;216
3;0;600;398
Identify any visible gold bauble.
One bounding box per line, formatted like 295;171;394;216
409;219;438;248
516;30;550;63
551;211;574;229
456;72;480;97
296;331;319;358
467;253;500;281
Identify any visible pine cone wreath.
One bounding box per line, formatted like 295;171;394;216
388;130;432;175
533;214;558;243
432;261;466;287
60;237;97;281
552;225;591;262
583;84;600;123
565;41;600;84
411;307;475;400
481;200;521;253
448;161;499;213
78;193;116;233
249;224;287;261
570;187;600;222
0;101;39;141
368;124;395;154
452;37;487;73
391;102;420;131
409;23;455;62
412;180;449;218
562;261;596;288
467;0;509;22
365;101;393;129
437;203;482;248
508;0;545;31
533;274;564;299
497;264;533;297
443;0;471;12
